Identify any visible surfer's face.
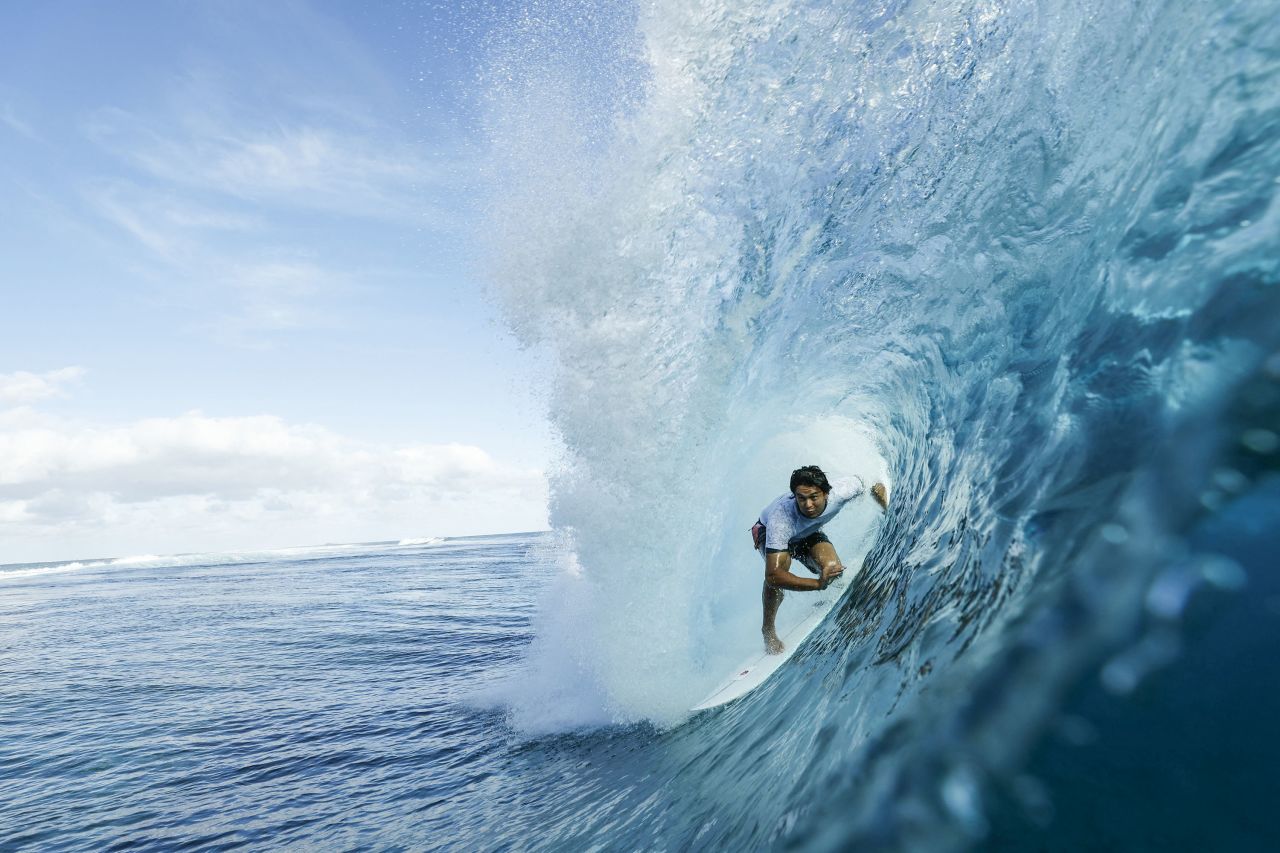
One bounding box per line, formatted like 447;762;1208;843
793;485;828;518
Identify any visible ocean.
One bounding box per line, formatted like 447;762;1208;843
6;0;1280;849
1;535;548;850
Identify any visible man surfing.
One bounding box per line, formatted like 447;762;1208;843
751;465;889;654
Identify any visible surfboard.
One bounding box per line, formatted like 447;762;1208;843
691;573;854;711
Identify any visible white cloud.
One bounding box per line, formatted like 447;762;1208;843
87;181;192;258
0;367;85;405
86;107;446;222
0;409;543;509
0;400;548;563
77;97;453;343
86;180;257;260
82;179;349;340
220;260;336;334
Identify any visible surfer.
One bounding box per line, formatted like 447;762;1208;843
752;465;889;654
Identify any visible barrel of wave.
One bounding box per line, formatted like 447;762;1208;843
694;415;891;703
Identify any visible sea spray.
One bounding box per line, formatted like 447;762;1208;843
480;0;1279;845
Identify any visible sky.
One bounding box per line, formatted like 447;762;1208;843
0;0;556;563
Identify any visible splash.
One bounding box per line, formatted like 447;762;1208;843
480;0;1279;843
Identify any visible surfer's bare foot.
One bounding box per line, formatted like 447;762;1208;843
763;631;785;655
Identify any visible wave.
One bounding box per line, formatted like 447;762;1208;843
481;0;1279;846
0;538;448;580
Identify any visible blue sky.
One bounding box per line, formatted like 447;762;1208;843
0;1;555;562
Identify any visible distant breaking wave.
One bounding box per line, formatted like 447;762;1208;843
1;537;449;580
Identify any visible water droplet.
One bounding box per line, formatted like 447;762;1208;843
1198;555;1246;590
1212;468;1249;493
941;766;987;835
1101;658;1141;694
1241;429;1278;454
1100;523;1129;545
1199;490;1225;512
1146;568;1196;618
1101;630;1180;694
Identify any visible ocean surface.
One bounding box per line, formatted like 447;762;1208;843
1;535;546;850
6;0;1280;849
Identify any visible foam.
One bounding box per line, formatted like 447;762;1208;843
0;538;445;581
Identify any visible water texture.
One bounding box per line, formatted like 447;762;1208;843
479;0;1280;848
0;536;546;851
4;0;1279;850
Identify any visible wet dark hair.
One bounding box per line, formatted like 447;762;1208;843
790;465;831;494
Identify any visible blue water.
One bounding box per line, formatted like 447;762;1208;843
6;0;1280;849
0;536;549;850
477;0;1280;847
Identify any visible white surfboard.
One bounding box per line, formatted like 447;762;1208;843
691;574;854;711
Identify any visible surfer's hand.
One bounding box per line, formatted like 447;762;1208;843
818;564;844;590
871;482;889;512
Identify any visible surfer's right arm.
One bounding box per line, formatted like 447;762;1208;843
764;551;842;591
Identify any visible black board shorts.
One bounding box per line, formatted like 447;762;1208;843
751;522;831;575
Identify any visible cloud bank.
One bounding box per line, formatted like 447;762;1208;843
0;370;547;564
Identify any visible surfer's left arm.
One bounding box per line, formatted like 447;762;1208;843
871;482;889;511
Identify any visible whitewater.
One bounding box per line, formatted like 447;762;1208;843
478;0;1279;848
3;0;1277;850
